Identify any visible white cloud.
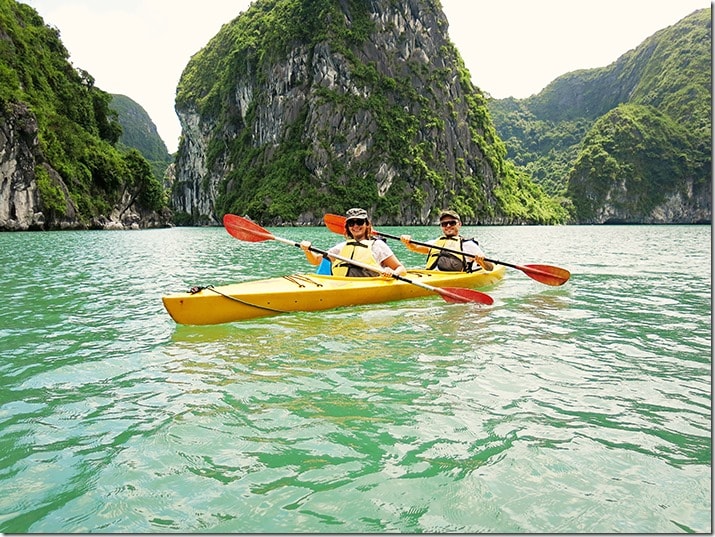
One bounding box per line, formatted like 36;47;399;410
22;0;711;153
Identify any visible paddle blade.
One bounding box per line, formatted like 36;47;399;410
223;214;275;243
520;264;571;286
323;213;347;235
438;287;494;305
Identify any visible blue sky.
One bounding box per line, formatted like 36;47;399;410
23;0;711;153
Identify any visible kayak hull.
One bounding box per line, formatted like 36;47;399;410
162;266;505;325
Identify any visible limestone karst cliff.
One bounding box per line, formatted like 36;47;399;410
172;0;564;226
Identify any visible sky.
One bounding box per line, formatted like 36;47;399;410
22;0;712;154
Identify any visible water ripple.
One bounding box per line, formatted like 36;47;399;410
0;226;710;533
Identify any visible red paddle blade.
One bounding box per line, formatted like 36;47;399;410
520;264;571;286
323;213;347;234
223;214;275;242
439;287;494;305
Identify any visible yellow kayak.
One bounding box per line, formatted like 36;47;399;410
162;266;506;325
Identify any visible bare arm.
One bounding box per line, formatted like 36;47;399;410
400;235;430;254
299;241;323;266
474;256;494;271
381;254;407;276
463;240;494;271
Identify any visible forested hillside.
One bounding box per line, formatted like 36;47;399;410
0;0;169;230
488;8;711;224
111;94;173;184
4;0;708;230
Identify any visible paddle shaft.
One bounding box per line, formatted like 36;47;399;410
322;213;570;286
276;236;479;300
370;229;563;279
373;229;486;261
324;214;518;269
222;214;493;304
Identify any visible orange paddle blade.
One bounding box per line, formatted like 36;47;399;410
323;213;347;234
223;214;275;242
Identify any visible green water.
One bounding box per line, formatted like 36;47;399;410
0;225;711;533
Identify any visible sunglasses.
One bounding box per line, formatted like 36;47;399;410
440;220;459;227
347;218;367;226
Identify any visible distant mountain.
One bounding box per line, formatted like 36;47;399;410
110;94;173;181
488;8;711;224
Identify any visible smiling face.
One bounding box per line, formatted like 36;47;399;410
346;218;369;240
439;217;461;237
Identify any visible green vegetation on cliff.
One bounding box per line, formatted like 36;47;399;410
488;8;711;223
111;94;173;184
567;103;696;221
0;0;167;225
175;0;566;225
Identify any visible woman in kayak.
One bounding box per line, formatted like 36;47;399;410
300;208;407;278
400;209;494;272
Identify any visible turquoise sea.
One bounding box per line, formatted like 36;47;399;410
0;224;711;533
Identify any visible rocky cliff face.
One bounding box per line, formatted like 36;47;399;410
172;0;529;226
0;102;84;230
172;111;219;224
589;176;711;224
1;102;45;230
0;102;169;231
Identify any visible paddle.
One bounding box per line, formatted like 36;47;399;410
223;214;493;305
323;213;570;287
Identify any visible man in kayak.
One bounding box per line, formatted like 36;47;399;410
400;209;494;272
300;208;407;278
